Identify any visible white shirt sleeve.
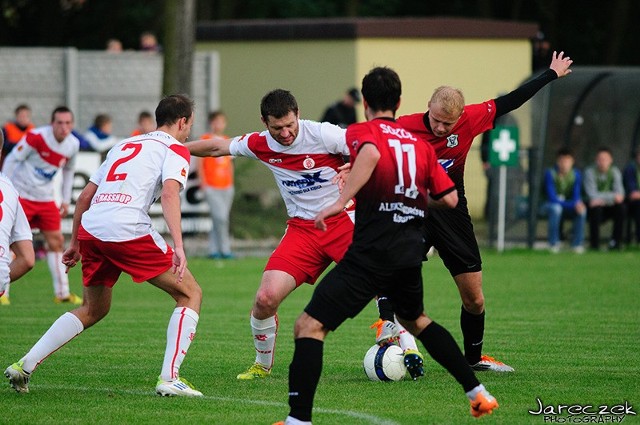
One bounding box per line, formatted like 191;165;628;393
319;122;349;156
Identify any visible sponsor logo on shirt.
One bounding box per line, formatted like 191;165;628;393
446;134;459;147
269;158;282;164
438;158;454;173
282;171;328;189
92;192;133;205
34;167;57;181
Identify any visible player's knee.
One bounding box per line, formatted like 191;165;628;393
80;304;110;328
294;313;324;339
254;288;280;313
462;295;485;314
45;233;65;251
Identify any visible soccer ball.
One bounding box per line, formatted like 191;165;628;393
363;343;406;381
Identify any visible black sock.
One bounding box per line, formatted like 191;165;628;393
377;297;395;321
288;338;324;422
461;305;485;365
417;322;480;392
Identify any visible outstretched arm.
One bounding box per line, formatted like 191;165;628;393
494;51;573;118
186;136;232;157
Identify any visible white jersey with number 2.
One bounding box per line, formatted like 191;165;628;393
81;131;190;242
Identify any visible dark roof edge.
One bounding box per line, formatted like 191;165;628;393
197;17;539;41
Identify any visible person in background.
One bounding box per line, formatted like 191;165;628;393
320;87;361;129
583;146;626;250
542;147;586;253
139;31;161;53
622;148;640;245
1;106;82;305
105;39;123;53
82;113;120;153
197;111;235;259
130;110;155;136
0;130;35;306
2;104;34;169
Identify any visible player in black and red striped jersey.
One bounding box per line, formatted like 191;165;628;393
371;51;574;374
274;67;498;425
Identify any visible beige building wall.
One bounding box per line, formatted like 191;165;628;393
197;36;534;218
197;40;358;135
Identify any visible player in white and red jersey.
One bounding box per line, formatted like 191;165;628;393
1;106;82;305
5;95;204;397
0;130;35;300
188;89;353;380
275;67;498;424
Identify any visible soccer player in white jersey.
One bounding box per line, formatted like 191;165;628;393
188;89;355;380
0;130;35;301
5;94;204;397
1;106;82;305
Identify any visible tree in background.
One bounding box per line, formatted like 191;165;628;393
0;0;638;66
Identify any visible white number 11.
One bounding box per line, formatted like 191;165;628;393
388;138;419;199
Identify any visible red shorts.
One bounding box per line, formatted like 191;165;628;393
265;211;354;286
19;198;61;231
78;226;173;288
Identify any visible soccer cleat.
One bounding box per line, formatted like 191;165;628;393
470;389;499;418
403;349;425;380
471;355;514;372
272;422;285;425
5;361;31;393
370;319;400;345
155;376;203;397
236;363;271;380
54;293;83;305
0;294;10;305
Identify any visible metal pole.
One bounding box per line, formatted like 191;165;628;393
497;165;506;252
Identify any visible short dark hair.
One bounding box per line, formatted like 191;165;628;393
138;110;153;121
155;94;194;127
208;110;225;122
260;89;298;121
556;147;574;157
93;114;112;129
596;146;612;155
15;104;31;115
361;67;401;113
51;106;73;123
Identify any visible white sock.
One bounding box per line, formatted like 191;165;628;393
466;384;486;401
21;312;84;373
285;416;312;425
250;313;278;369
2;282;10;297
47;251;70;299
160;307;199;381
395;317;418;352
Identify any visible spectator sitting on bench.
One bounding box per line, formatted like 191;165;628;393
583;146;626;251
542;147;586;253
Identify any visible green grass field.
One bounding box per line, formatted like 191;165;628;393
1;249;639;424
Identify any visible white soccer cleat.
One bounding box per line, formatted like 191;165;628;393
155;376;203;397
375;320;400;346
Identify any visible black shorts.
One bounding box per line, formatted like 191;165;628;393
305;256;424;331
424;198;482;276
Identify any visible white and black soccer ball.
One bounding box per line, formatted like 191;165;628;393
363;343;407;381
